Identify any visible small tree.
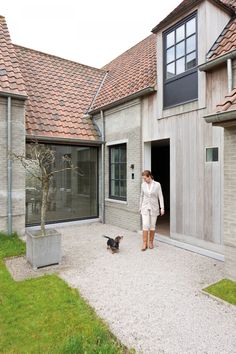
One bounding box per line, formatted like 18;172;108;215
12;142;81;236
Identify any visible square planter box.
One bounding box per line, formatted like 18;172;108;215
26;229;61;270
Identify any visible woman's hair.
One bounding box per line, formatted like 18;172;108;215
142;170;153;179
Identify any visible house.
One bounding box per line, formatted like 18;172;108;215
0;0;236;280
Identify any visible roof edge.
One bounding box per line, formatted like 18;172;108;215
199;49;236;71
89;86;156;115
0;91;28;100
26;135;103;145
152;0;234;34
203;109;236;125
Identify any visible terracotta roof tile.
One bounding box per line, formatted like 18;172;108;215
216;87;236;112
0;16;27;96
207;17;236;60
14;45;106;140
90;34;157;112
152;0;235;33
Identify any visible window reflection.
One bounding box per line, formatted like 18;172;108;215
26;144;98;225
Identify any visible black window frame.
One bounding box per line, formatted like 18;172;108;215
163;12;198;108
109;143;127;201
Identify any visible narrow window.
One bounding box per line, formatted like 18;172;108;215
206;147;219;162
163;12;198;107
109;144;127;200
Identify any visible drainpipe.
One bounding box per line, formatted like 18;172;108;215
7;96;12;235
227;58;233;93
101;110;105;224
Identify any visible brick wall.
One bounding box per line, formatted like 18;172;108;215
0;97;26;236
224;126;236;281
97;99;142;232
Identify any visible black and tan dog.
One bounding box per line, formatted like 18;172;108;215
103;235;123;253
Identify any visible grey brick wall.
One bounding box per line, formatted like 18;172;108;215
97;99;142;232
224;126;236;281
0;97;26;236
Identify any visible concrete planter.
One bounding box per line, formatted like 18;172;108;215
26;229;61;270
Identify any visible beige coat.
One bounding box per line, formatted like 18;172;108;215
139;181;164;216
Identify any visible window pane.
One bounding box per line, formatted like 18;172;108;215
206;148;219;162
120;163;126;180
186;34;196;54
186;52;196;69
186;17;196;37
176;57;185;75
176;40;185;59
166;31;175;48
111;164;119;179
111;148;119;163
120;146;126;163
111;180;119;196
26;144;98;224
166;62;175;79
120;181;126;198
176;24;185;42
166;46;175;64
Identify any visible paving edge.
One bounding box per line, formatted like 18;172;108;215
201;289;236;308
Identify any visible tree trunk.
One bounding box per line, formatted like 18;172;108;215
40;177;49;236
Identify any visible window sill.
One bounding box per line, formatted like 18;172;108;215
105;198;127;205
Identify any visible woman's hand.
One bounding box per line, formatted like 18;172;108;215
160;208;165;216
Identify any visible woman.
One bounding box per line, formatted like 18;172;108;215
139;170;164;251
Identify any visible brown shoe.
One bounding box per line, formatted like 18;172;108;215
149;230;155;249
141;230;148;251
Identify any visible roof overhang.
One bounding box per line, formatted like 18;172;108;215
0;91;27;100
199;50;236;72
203;109;236;127
89;86;156;115
26;135;104;145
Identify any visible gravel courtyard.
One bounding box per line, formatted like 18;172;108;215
6;222;236;354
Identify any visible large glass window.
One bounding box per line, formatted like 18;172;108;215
26;143;98;225
163;13;198;108
165;15;197;80
109;144;127;200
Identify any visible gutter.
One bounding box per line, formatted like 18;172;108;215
7;97;12;235
0;91;27;100
204;109;236;124
100;110;105;224
89;87;156;115
199;50;236;72
26;135;104;146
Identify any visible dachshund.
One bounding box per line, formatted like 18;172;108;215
103;235;123;253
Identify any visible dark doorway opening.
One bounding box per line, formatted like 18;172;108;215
151;139;170;236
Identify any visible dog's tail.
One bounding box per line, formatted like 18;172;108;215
103;235;110;239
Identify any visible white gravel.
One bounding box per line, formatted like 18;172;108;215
6;222;236;354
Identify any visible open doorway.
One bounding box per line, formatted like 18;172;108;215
151;139;170;236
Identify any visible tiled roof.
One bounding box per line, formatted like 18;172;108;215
14;45;106;140
207;17;236;60
90;34;157;112
152;0;235;33
0;16;26;97
216;87;236;112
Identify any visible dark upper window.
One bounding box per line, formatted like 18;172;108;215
109;144;127;201
163;13;198;108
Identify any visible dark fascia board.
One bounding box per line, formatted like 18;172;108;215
0;91;27;100
89;86;156;115
199;49;236;72
152;0;234;33
26;135;104;146
203;109;236;126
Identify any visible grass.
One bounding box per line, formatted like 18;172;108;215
0;232;133;354
203;279;236;305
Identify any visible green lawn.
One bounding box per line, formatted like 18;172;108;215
0;232;132;354
203;279;236;306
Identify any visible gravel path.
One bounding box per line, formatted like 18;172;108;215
6;222;236;354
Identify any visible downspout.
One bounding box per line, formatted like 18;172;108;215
7;96;12;235
227;58;233;93
101;110;105;224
